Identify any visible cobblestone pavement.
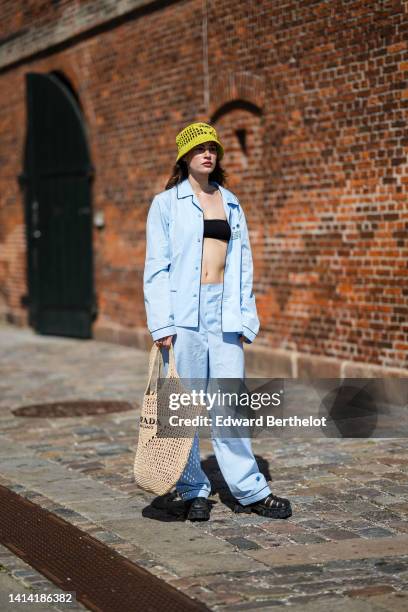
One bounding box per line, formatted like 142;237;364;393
0;543;83;612
0;322;408;611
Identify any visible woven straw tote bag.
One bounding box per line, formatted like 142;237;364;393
134;343;206;496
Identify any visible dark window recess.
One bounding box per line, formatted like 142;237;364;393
236;128;247;155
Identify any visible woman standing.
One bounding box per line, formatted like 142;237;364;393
143;122;292;521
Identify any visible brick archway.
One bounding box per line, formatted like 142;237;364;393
209;71;265;120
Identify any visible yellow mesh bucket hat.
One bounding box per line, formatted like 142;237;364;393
176;122;224;162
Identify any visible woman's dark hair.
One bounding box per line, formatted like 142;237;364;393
165;155;227;190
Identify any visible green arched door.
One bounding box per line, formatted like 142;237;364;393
23;72;96;338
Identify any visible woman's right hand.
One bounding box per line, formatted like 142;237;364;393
155;335;174;349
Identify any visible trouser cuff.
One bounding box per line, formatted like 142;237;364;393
177;485;211;502
235;484;271;506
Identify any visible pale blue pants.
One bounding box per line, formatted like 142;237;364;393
161;282;271;506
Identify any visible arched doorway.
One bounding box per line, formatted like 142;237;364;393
21;72;96;338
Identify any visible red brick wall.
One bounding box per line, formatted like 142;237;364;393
0;0;407;373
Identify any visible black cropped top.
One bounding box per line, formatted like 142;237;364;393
203;218;231;242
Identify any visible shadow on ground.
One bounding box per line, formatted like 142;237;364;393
141;453;272;521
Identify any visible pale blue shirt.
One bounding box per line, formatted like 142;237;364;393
143;178;260;343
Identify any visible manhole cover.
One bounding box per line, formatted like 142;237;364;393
12;400;136;418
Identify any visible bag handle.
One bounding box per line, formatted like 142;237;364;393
144;342;178;396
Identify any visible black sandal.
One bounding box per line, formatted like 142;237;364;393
184;496;211;521
234;492;292;519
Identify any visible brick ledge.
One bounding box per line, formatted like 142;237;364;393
95;323;408;381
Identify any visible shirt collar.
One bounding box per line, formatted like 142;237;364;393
176;177;239;206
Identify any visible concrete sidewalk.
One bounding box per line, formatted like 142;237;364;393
0;322;407;610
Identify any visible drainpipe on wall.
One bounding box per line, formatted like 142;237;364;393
202;0;209;115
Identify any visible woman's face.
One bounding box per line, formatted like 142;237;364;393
183;140;218;175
